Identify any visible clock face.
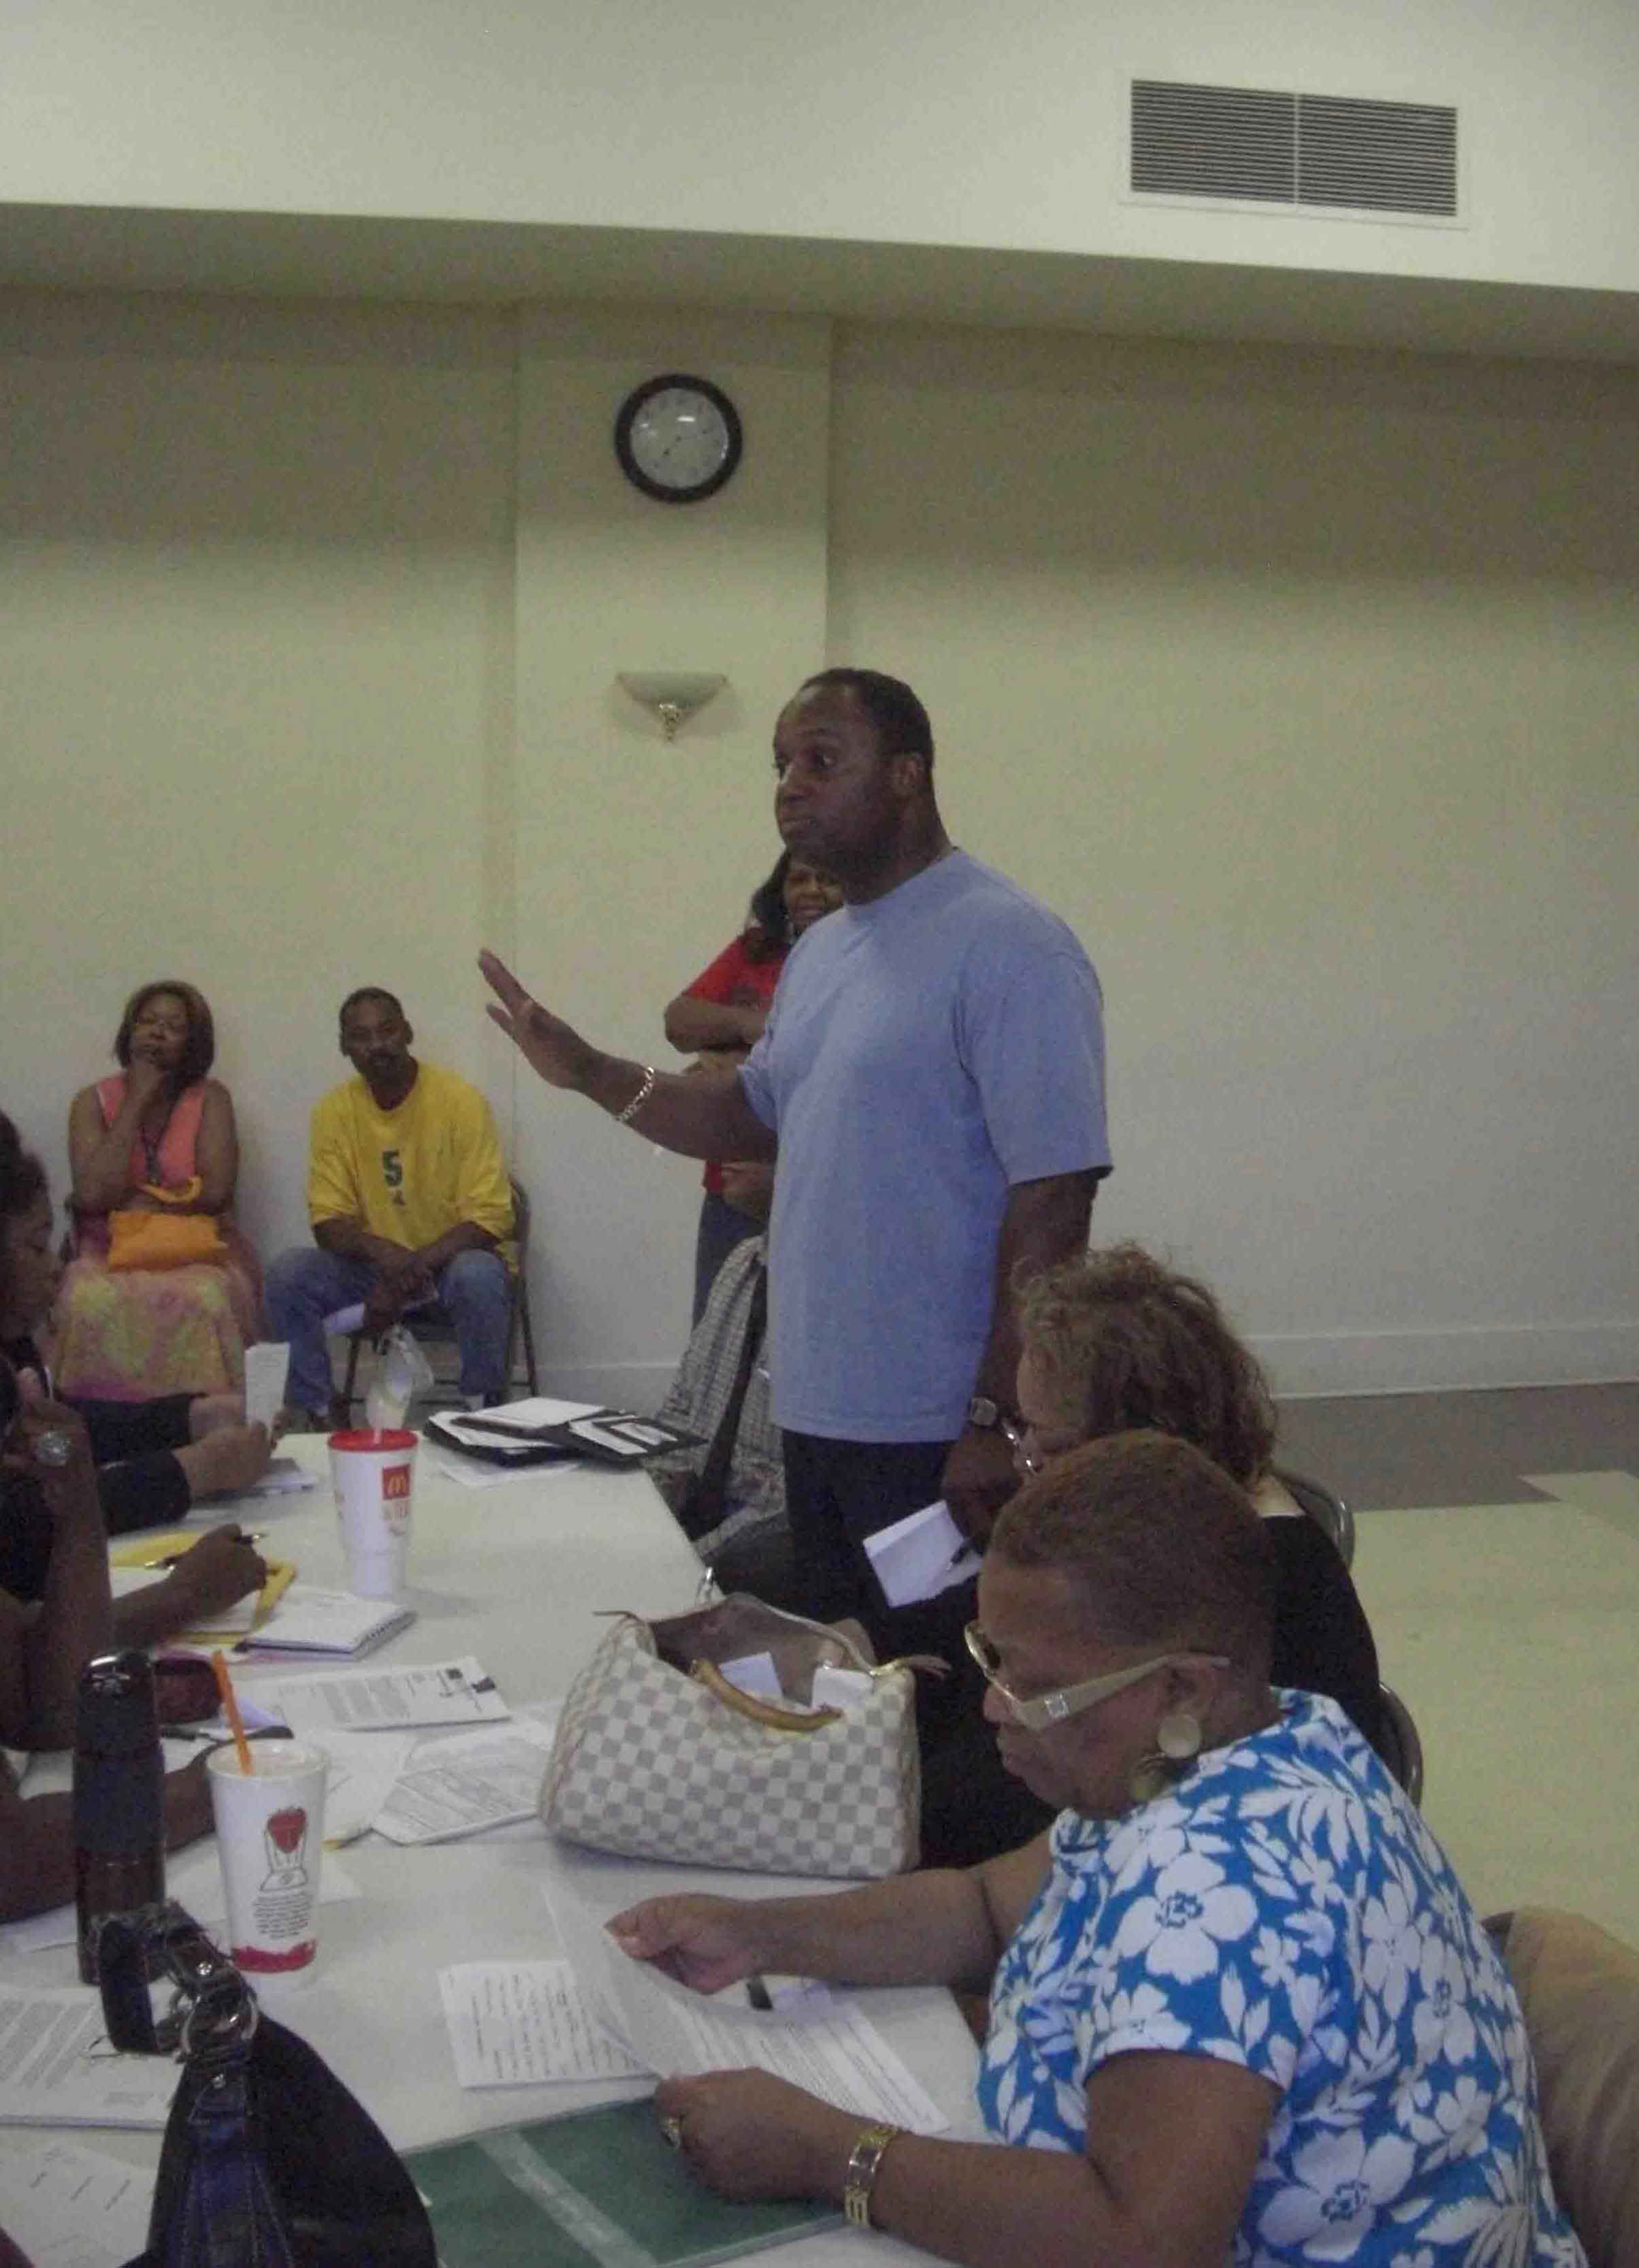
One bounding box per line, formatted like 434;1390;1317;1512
615;374;743;504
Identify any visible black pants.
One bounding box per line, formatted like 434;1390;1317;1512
781;1430;1052;1870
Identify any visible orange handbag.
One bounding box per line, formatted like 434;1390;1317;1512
106;1178;229;1271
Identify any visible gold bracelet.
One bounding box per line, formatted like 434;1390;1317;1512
613;1064;658;1127
842;2122;900;2230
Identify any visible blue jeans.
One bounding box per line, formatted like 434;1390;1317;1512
265;1246;512;1412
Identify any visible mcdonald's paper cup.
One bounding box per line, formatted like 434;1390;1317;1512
327;1427;417;1598
207;1742;328;1973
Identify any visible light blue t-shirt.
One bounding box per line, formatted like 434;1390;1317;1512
978;1691;1585;2268
737;850;1108;1440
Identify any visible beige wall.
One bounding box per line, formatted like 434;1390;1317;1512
3;289;1636;1398
508;305;832;1392
6;2;1639;295
829;327;1639;1390
1;295;518;1268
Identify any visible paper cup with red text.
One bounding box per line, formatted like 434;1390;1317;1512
207;1742;328;1973
327;1427;417;1598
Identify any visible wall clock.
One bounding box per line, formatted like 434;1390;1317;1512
614;373;743;504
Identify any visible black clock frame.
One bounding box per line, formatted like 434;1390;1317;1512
613;372;743;504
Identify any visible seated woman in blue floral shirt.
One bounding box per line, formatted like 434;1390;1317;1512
611;1432;1585;2268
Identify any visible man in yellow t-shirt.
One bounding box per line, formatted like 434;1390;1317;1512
266;988;515;1425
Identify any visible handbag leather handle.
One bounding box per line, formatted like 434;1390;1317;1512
689;1658;843;1732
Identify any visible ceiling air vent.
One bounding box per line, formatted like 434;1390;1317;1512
1131;80;1459;218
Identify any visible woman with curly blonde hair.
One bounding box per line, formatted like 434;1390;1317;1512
1012;1242;1384;1753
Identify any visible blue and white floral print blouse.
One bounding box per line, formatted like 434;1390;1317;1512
977;1691;1585;2267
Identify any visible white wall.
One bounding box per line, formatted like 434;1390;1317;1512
3;289;1636;1400
5;2;1639;295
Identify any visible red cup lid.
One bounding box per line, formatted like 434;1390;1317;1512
327;1428;418;1451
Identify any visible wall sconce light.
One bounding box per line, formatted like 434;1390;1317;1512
617;671;727;742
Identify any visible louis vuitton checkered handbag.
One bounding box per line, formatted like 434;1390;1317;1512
538;1596;926;1877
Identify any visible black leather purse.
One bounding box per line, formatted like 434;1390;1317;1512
96;1902;436;2268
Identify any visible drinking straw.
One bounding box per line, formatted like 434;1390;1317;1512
211;1649;255;1775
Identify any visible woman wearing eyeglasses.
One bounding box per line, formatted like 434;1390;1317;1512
610;1432;1582;2268
1005;1242;1386;1755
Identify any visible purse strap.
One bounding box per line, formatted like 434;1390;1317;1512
687;1651;946;1732
689;1657;842;1732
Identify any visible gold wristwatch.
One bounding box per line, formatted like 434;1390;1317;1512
843;2122;901;2229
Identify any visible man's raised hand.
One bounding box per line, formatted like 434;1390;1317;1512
478;951;596;1092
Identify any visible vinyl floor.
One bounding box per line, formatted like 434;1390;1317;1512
1275;1382;1639;1942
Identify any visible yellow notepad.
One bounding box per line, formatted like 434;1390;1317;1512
108;1535;295;1642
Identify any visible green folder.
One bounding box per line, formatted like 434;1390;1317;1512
408;2097;841;2268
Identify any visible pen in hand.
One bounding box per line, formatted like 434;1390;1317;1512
140;1530;266;1569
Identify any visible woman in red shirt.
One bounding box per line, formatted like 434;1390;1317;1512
665;854;841;1320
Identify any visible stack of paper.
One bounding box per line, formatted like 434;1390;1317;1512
0;2136;155;2265
0;1990;179;2129
433;1885;947;2135
372;1706;561;1845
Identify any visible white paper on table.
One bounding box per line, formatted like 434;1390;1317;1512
262;1655;509;1735
862;1500;981;1606
242;1340;290;1432
0;1844;362;1960
108;1563;261;1634
461;1395;604;1430
372;1707;560;1845
0;1990;179;2128
547;1889;947;2134
304;1726;419;1845
249;1455;318;1497
438;1961;647;2088
0;2135;155;2264
428;1452;576;1492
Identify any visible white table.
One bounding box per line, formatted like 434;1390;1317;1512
0;1432;984;2265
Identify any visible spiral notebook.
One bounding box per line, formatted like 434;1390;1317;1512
235;1584;417;1657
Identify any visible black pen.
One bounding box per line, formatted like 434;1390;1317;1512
139;1530;265;1569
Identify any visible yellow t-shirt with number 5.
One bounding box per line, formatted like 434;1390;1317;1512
306;1063;514;1258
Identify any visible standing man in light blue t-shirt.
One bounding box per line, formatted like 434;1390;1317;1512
480;668;1110;1863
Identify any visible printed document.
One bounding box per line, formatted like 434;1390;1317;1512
372;1706;561;1845
439;1961;647;2088
0;1989;179;2128
549;1890;947;2133
261;1655;509;1734
306;1725;419;1845
0;2136;153;2267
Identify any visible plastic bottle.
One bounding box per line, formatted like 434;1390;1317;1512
364;1323;432;1432
73;1650;165;1984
